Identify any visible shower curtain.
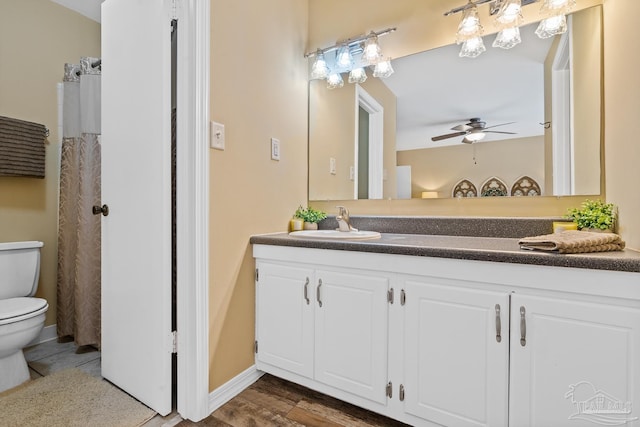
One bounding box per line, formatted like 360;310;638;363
57;57;102;348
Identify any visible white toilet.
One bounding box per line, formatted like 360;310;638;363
0;241;48;393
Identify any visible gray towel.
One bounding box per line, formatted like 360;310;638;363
519;230;625;254
0;115;47;178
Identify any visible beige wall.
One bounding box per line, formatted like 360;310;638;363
0;0;101;326
604;0;640;249
397;136;545;199
209;0;309;390
309;76;397;200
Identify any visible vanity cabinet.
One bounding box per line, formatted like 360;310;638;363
254;245;640;427
509;294;640;427
402;279;510;427
255;260;390;405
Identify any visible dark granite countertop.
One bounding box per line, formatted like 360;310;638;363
250;232;640;273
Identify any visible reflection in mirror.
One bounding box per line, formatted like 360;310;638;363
308;5;602;201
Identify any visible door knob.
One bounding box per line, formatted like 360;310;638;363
92;204;109;216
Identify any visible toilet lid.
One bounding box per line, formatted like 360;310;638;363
0;297;48;324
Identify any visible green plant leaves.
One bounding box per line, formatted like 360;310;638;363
566;199;616;231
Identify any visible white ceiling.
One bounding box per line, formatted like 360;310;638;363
50;0;103;23
384;21;554;151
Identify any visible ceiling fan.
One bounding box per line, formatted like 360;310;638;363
431;118;516;144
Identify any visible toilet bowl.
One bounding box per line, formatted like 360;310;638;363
0;241;48;393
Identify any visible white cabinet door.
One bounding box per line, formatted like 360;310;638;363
403;280;510;427
255;262;314;378
314;269;389;404
510;294;640;427
101;0;173;415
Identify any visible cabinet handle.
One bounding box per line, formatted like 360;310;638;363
317;279;323;307
520;306;527;347
495;304;502;343
303;277;310;305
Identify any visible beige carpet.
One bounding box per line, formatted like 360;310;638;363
0;368;156;427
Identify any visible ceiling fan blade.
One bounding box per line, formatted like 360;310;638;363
483;121;516;130
431;131;467;142
485;130;517;134
451;124;472;131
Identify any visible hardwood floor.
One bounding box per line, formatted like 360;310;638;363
178;374;409;427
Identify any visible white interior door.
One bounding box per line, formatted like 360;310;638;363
101;0;173;415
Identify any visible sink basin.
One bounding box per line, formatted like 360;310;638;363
289;230;381;240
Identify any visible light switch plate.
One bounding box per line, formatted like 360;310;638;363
330;157;337;175
210;121;225;150
271;138;280;161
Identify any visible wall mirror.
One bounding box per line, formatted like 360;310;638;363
308;5;602;201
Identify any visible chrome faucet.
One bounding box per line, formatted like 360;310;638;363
336;206;357;232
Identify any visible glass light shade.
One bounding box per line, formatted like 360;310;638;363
535;14;567;39
496;0;522;25
335;44;354;71
465;131;486;142
310;51;329;80
459;36;486;58
373;58;394;79
540;0;576;14
348;67;367;84
456;5;483;44
492;26;522;49
326;73;344;89
362;35;383;65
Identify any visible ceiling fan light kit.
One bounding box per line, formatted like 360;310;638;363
431;118;517;144
446;0;574;57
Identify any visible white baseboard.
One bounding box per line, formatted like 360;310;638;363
29;324;58;346
208;365;264;414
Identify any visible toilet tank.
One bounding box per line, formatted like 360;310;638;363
0;241;44;299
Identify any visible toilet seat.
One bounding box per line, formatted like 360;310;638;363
0;297;48;326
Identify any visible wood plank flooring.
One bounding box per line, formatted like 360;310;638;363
178;374;409;427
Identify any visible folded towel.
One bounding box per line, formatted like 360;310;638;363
0;115;47;178
519;230;625;254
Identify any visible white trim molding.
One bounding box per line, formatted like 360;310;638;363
208;366;264;413
175;0;211;421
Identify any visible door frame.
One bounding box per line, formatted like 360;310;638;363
354;85;384;200
175;0;210;421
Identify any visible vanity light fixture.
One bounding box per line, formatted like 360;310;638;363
305;27;396;89
444;0;574;57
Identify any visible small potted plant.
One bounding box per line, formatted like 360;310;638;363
566;199;617;232
294;206;327;230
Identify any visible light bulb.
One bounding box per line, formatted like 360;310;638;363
348;67;367;84
362;34;383;65
326;73;344;89
535;14;567;38
496;0;522;25
459;36;486;58
493;26;522;49
310;51;329;80
373;58;394;78
456;5;483;44
335;44;354;71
